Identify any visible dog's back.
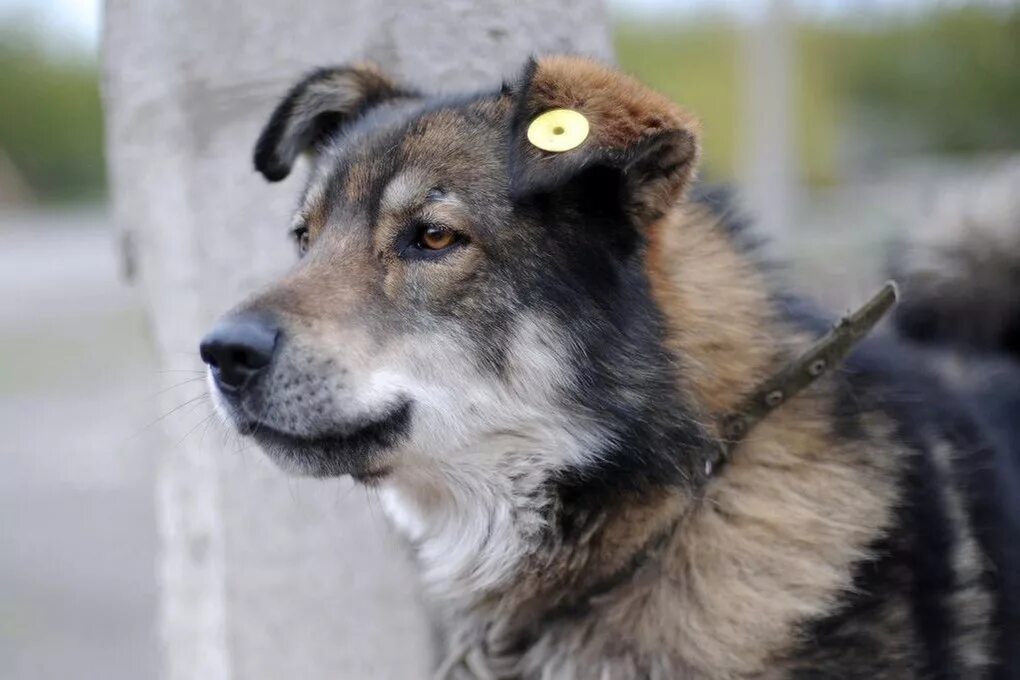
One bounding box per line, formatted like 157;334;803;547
888;168;1020;678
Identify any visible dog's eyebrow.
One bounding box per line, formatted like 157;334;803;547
379;169;435;216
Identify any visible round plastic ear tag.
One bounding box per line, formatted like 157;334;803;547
527;109;589;152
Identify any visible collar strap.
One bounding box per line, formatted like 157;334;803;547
709;281;899;475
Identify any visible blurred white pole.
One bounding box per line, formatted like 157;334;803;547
741;0;798;243
101;2;611;679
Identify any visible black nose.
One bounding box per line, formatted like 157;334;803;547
199;313;279;392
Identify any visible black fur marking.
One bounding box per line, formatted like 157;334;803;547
254;66;417;182
250;400;413;477
512;185;716;503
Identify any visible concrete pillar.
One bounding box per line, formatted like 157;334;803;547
740;0;798;244
101;1;611;678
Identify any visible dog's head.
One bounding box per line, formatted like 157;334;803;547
201;56;709;485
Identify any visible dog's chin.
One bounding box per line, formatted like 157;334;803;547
230;401;413;480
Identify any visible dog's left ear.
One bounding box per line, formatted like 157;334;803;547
254;64;414;182
509;56;701;228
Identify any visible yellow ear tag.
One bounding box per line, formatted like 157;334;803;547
527;109;589;152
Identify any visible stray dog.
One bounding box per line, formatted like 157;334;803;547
200;57;1019;679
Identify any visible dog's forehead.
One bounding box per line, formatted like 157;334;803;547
301;95;510;218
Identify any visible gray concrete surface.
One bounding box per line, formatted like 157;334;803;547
0;208;159;680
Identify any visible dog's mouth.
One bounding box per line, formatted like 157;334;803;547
234;400;413;478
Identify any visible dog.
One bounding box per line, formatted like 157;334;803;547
199;56;1019;679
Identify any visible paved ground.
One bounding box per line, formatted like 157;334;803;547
0;208;160;680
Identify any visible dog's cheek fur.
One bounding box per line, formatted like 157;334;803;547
378;314;613;597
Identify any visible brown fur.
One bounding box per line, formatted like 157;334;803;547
513;57;701;228
526;56;701;152
646;210;904;676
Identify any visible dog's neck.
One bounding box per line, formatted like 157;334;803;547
384;396;899;678
381;205;901;676
379;437;697;656
377;387;705;609
646;204;795;421
377;210;770;628
377;205;753;602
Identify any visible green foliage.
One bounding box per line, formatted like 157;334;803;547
614;17;842;184
831;6;1020;155
0;26;105;203
615;5;1020;185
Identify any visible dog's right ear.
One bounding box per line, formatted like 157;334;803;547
253;64;414;182
507;56;701;230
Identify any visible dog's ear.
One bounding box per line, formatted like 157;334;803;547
254;64;414;182
508;56;700;227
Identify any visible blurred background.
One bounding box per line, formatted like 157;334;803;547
0;0;1017;678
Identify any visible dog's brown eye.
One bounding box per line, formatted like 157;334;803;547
418;225;456;251
400;222;464;260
